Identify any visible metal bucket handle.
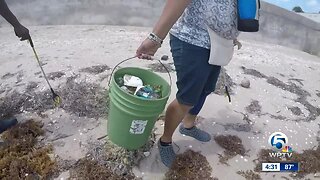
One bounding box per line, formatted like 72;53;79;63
108;55;173;88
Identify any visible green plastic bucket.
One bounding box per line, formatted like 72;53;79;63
108;65;170;150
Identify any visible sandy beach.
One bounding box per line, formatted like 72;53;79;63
0;25;320;180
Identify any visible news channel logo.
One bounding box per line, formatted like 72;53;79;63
268;132;293;158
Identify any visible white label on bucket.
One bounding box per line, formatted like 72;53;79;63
130;120;148;134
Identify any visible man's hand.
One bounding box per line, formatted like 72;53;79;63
233;39;242;50
136;38;161;60
14;24;30;41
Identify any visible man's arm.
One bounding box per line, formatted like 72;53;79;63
0;0;21;27
152;0;192;40
136;0;191;58
0;0;30;40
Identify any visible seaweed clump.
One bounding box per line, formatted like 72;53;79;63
58;76;109;118
0;120;55;179
80;65;110;75
103;134;155;176
0;90;53;119
214;135;246;165
67;135;152;180
69;158;135;180
214;68;235;95
0;76;109;119
237;170;261;180
165;149;214;180
147;63;175;73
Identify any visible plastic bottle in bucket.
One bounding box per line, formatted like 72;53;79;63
135;85;162;99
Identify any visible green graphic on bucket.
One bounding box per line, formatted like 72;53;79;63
108;67;170;150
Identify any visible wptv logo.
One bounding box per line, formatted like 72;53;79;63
268;132;293;158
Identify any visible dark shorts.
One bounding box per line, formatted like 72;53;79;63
170;34;221;106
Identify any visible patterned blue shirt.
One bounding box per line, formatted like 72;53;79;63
170;0;239;49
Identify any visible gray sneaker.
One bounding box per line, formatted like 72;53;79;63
157;140;176;168
179;124;211;142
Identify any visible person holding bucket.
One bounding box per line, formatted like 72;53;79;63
136;0;240;167
0;0;30;133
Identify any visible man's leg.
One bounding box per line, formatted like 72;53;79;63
160;99;192;143
182;113;197;128
180;65;221;141
158;35;214;167
157;99;192;167
179;92;212;142
182;92;208;128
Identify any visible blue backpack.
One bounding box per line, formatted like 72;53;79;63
237;0;261;32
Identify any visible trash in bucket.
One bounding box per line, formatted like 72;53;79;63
116;74;163;100
134;85;162;99
123;74;143;87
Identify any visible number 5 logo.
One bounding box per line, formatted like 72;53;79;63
268;132;288;150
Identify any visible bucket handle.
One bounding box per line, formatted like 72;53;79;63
108;55;172;87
